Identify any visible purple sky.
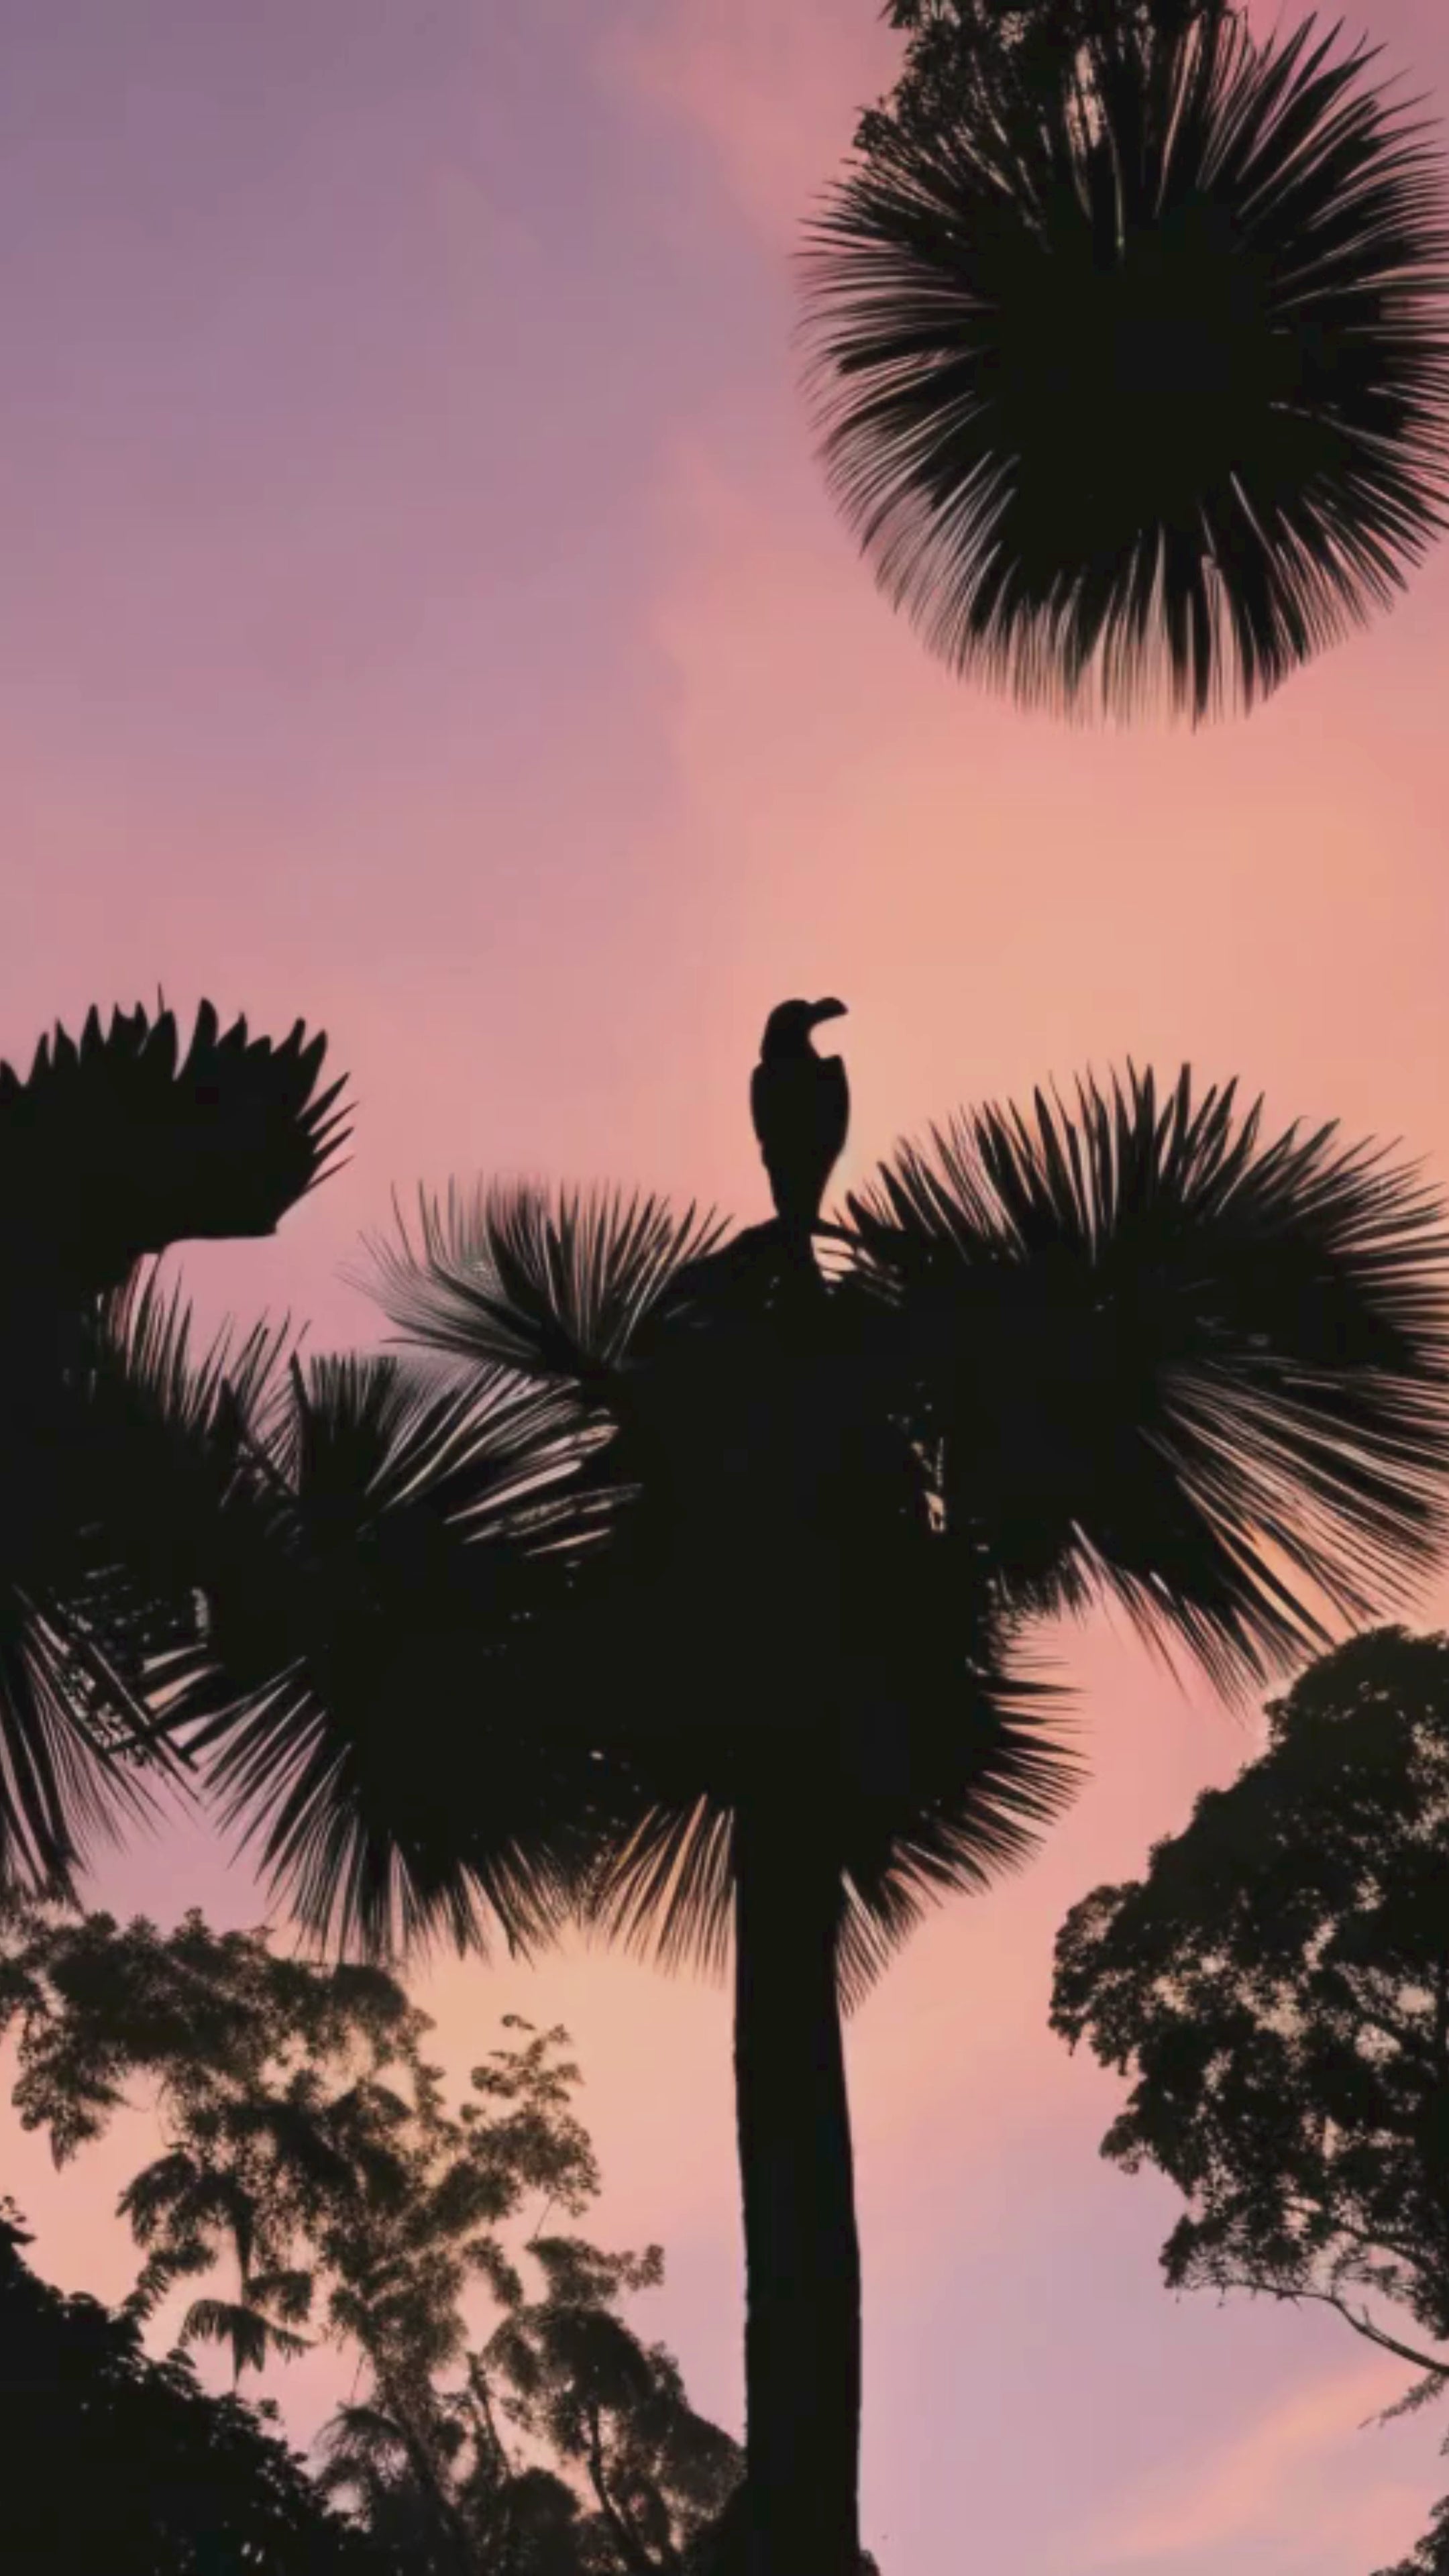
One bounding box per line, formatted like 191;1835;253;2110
3;5;1449;2570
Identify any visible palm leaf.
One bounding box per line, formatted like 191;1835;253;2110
118;2153;206;2243
847;1065;1449;1686
586;1632;1076;2011
316;2401;411;2472
358;1182;729;1387
243;2265;317;2324
180;2294;309;2377
800;9;1449;719
0;1271;290;1895
189;1353;631;1960
0;998;350;1303
576;1259;1080;2006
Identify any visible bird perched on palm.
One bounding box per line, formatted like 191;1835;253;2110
750;998;850;1250
118;1000;1449;2576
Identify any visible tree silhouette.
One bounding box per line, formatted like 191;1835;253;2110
1377;2498;1449;2576
803;3;1449;719
0;998;348;1896
1051;1626;1449;2575
0;1896;742;2575
856;0;1226;147
142;1009;1449;2576
0;2196;378;2575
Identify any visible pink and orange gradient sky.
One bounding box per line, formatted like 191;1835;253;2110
3;3;1449;2568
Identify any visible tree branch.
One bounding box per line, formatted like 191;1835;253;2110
584;2398;658;2576
1214;2273;1449;2382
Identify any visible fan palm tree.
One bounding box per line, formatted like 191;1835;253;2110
801;2;1449;718
0;996;349;1895
162;1032;1449;2576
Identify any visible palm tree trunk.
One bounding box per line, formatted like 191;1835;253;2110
733;1796;861;2576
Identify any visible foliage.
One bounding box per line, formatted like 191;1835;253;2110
25;1017;1449;2574
859;0;1230;146
1375;2494;1449;2576
1051;1628;1449;2571
237;1062;1448;2575
180;1068;1449;1992
0;2194;378;2575
0;1894;741;2573
188;1346;625;1961
0;997;348;1311
0;997;347;1898
806;5;1449;719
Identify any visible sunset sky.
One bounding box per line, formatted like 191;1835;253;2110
3;3;1449;2569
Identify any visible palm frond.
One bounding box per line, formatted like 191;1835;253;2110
118;2153;205;2243
583;1411;1080;2015
0;1613;158;1904
0;998;350;1301
356;1183;729;1387
191;1353;631;1962
800;9;1449;720
317;2401;411;2469
0;1271;292;1896
180;2294;310;2376
847;1065;1449;1688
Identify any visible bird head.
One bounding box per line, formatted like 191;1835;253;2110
760;997;848;1058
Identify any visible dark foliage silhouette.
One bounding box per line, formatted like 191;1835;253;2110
857;0;1230;147
0;2196;377;2575
1051;1627;1449;2572
183;1348;628;1961
0;1895;742;2575
144;998;1449;2576
802;5;1449;719
1;999;348;1314
1377;2498;1449;2576
0;1000;348;1898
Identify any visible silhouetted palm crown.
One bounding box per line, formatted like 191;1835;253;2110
176;1046;1449;1998
801;6;1449;717
23;995;1449;2576
0;1000;349;1894
1;1001;347;1315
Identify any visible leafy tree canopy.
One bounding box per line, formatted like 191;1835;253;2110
0;1895;741;2573
1050;1629;1449;2570
0;2196;378;2575
858;0;1233;146
1376;2495;1449;2576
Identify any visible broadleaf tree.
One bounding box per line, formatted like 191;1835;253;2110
1051;1627;1449;2575
0;1895;741;2575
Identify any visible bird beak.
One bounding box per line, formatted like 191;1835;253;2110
808;998;847;1026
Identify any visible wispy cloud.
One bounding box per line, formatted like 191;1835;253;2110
1077;2359;1407;2567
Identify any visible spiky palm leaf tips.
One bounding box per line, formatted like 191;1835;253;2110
0;999;348;1896
801;9;1449;718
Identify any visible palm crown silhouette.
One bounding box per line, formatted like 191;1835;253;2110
802;3;1449;720
0;998;347;1895
10;994;1442;2576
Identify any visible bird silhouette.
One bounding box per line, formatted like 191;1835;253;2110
751;998;849;1249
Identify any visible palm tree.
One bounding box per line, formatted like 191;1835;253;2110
800;2;1449;718
1;1889;742;2575
0;996;349;1896
162;1032;1449;2576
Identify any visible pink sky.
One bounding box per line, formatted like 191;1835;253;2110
3;3;1449;2569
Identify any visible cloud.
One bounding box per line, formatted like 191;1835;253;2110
1080;2359;1408;2565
